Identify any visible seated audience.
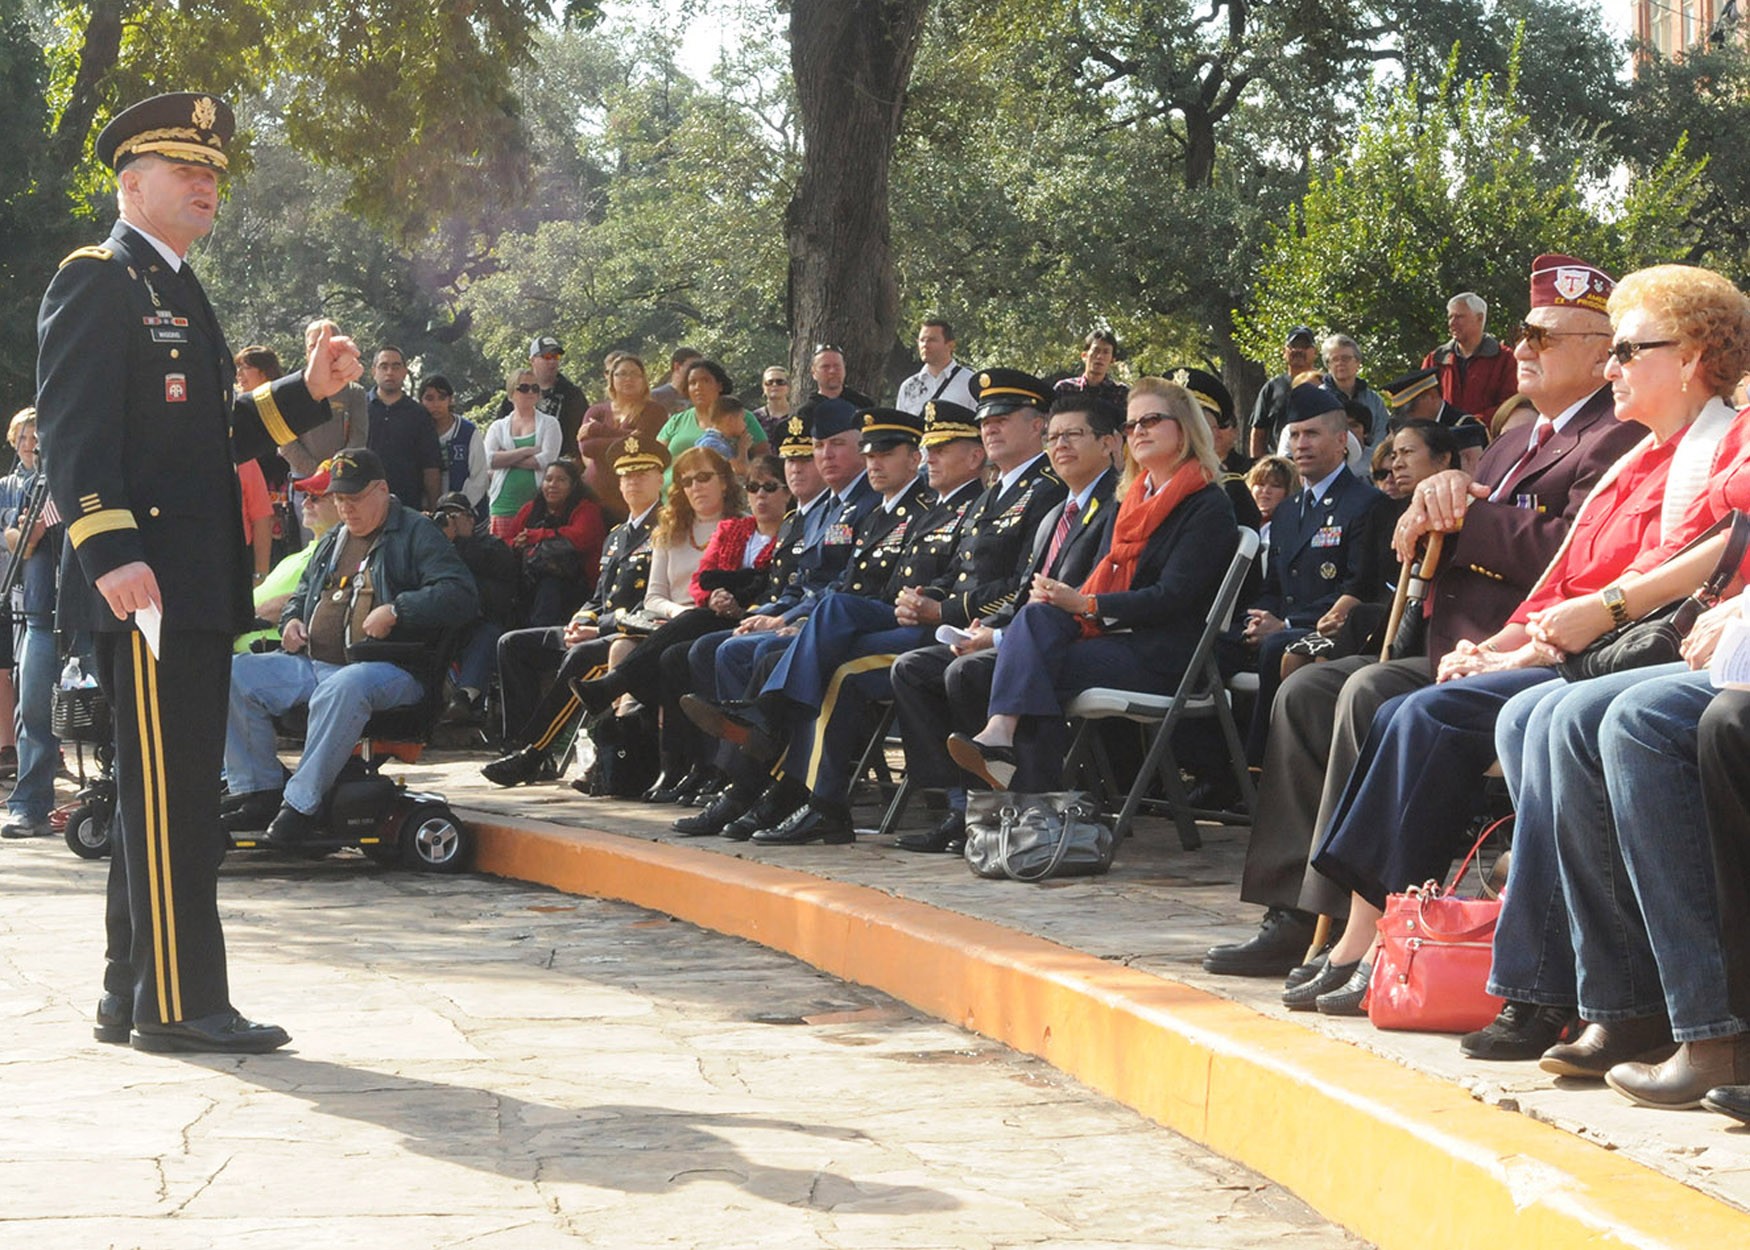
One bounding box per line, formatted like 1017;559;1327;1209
506;459;607;627
433;491;521;724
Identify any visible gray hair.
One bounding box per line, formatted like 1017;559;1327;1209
1321;333;1360;359
1447;292;1487;320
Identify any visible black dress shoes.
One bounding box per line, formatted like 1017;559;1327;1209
1203;908;1319;978
265;802;320;848
221;786;281;816
894;811;967;854
946;734;1016;789
1539;1016;1676;1079
721;779;806;841
481;746;555;788
219;789;284;832
674;792;748;836
133;1010;291;1054
94;992;132;1045
752;803;855;846
1282;958;1360;1011
1459;1001;1576;1061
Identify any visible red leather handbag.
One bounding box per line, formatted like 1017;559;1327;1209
1367;816;1509;1034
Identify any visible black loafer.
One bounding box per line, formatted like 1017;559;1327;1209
221;786;282;815
946;734;1016;789
894;811;966;854
132;1010;291;1054
94;992;132;1045
751;803;855;846
481;747;554;788
219;790;284;832
1282;958;1360;1011
1702;1084;1750;1124
1315;960;1372;1016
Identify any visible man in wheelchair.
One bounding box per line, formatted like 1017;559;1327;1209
220;448;477;845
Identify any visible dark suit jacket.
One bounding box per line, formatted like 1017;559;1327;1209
1253;467;1391;627
986;467;1119;629
1427;385;1642;661
1089;482;1237;676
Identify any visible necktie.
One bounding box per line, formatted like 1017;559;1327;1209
1491;420;1555;501
1044;498;1079;572
1299;489;1316;523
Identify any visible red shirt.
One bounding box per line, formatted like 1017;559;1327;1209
1424;337;1519;420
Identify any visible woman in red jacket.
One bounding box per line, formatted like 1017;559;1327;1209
506;459;607;626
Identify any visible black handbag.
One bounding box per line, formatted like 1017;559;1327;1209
525;536;585;582
963;790;1115;882
1558;510;1750;682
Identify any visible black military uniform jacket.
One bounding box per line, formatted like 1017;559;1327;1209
928;452;1066;628
575;506;657;634
37;222;330;635
984;468;1119;630
834;474;938;598
880;477;987;601
1253;467;1392;627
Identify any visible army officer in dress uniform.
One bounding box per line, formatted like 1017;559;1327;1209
36;92;363;1053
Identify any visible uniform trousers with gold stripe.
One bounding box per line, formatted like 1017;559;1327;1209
97;628;234;1027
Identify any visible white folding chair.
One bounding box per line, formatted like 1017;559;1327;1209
1062;527;1261;849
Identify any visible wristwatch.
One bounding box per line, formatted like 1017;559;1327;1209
1600;585;1629;628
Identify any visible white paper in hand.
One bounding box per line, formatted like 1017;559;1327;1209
935;624;975;647
1709;612;1750;690
135;603;163;661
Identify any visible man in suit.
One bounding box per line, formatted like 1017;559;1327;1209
36;92;363;1053
888;393;1121;852
480;435;667;785
1207;253;1641;978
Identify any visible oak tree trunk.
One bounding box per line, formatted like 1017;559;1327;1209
785;0;929;400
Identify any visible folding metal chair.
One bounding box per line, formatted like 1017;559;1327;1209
1062;527;1262;849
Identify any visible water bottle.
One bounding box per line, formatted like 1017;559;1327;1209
60;657;82;690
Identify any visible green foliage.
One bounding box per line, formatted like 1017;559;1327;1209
1233;56;1705;380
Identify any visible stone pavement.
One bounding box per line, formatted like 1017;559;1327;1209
0;836;1366;1250
399;743;1750;1216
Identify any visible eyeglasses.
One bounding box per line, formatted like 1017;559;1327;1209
1123;413;1176;434
1516;322;1610;351
678;472;719;487
1045;429;1095;446
747;480;787;494
514;383;541;394
1608;338;1681;365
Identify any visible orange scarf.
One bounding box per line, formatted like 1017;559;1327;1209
1076;459;1208;636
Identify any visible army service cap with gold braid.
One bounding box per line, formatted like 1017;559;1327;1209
98;92;235;173
920;400;981;447
973;368;1051;420
1380;367;1440;410
777;413;814;459
610;433;671;475
857;407;926;453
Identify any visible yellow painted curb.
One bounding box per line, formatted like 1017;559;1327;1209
469;812;1750;1250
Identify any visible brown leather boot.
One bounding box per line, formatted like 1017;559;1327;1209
1539;1016;1675;1079
1605;1035;1750;1109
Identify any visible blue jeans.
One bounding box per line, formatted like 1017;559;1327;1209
455;620;504;694
8;613;62;821
225;651;423;816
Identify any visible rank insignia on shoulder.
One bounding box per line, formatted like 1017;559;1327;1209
58;245;113;268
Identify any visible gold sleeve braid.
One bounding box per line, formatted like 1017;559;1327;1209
252;382;297;448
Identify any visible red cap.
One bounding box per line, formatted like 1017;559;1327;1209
292;459;333;495
1530;254;1613;314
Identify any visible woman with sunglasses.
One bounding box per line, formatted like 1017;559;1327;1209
752;367;793;444
571;453;789;802
946;377;1235;791
1297;264;1750;1019
485;366;562;538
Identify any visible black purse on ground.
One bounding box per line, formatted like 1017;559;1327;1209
1558;510;1750;682
963;791;1115;882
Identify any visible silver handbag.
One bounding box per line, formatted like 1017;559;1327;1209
963;790;1115;882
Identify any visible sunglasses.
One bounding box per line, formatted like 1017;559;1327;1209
535;352;562;361
764;378;789;386
1515;322;1610;351
677;472;719;487
514;383;541;394
812;343;844;356
1123;413;1176;434
1608;338;1680;365
747;480;787;494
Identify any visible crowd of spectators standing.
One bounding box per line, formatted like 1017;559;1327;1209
14;253;1750;1129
